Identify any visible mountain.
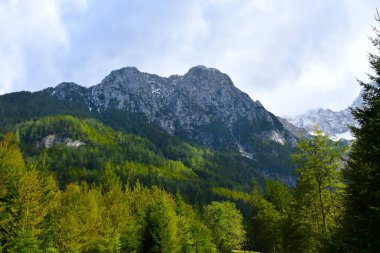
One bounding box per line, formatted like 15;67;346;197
286;92;363;140
0;66;296;178
91;66;296;149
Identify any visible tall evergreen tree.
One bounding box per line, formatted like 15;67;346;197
341;11;380;252
0;133;26;251
9;168;47;253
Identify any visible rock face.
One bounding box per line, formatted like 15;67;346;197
48;66;296;155
40;135;85;148
277;117;308;137
286;92;363;139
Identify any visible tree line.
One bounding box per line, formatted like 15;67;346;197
0;133;246;252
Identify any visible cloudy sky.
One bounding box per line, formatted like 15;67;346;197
0;0;378;116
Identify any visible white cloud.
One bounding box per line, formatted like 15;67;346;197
250;1;376;116
0;0;89;93
62;0;88;12
0;0;378;117
178;0;377;116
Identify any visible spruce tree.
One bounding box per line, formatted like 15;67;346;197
341;11;380;252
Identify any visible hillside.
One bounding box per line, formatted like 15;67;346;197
13;115;266;202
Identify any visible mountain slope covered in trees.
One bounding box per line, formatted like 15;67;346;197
10;115;267;203
0;134;247;252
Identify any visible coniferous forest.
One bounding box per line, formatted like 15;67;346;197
0;10;379;253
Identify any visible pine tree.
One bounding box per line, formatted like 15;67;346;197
98;163;134;252
9;168;47;253
341;11;380;252
0;133;26;251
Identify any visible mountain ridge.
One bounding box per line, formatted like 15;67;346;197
47;65;297;150
0;65;297;178
286;91;363;139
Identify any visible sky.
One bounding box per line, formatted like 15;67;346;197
0;0;378;117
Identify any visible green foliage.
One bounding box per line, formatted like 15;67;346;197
0;133;25;198
0;135;60;253
11;115;266;205
340;12;380;253
204;201;246;253
250;197;282;253
263;178;292;213
290;130;346;252
143;189;181;253
211;187;251;203
246;132;347;253
176;196;217;253
0;90;91;133
55;183;102;252
0;133;25;251
9;168;48;253
247;179;292;253
0;138;225;252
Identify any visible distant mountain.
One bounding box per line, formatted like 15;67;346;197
286;92;363;140
0;66;297;179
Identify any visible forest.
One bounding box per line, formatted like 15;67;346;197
0;128;352;253
0;105;378;253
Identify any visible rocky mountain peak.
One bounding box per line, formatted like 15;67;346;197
99;66;145;88
185;65;221;75
55;82;82;90
109;66;141;75
86;66;296;156
51;82;86;100
184;65;233;88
